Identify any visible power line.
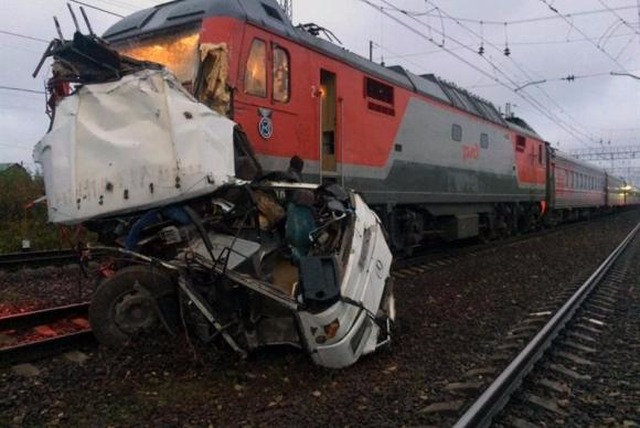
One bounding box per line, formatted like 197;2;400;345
69;0;163;15
468;69;639;89
514;30;637;47
404;4;639;26
68;0;124;17
362;0;596;146
0;86;45;95
597;0;640;37
0;30;48;44
424;0;601;144
384;31;639;60
375;0;601;145
539;0;632;73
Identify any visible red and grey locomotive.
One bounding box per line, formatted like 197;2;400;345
103;0;633;249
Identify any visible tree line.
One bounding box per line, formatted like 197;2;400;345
0;166;63;253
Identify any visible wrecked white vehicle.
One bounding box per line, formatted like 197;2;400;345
33;31;394;368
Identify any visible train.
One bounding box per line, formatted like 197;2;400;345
30;0;638;367
97;0;638;251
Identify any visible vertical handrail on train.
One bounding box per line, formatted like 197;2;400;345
339;97;344;187
319;85;324;184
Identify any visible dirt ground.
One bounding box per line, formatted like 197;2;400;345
1;209;639;427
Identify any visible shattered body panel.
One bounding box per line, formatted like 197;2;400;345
298;194;393;368
34;68;236;224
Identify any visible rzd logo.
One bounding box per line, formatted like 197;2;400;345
258;108;273;140
463;144;479;160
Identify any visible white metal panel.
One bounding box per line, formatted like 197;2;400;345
34;69;236;224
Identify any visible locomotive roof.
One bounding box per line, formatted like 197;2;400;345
103;0;507;127
505;116;542;140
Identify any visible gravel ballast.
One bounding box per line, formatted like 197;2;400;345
1;210;639;426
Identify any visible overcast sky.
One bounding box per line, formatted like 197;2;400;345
1;0;639;176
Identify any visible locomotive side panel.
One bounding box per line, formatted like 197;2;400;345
106;0;624;246
347;97;533;206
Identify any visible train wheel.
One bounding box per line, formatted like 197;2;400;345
89;265;177;347
477;214;494;243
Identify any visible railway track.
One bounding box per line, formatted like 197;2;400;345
0;214;627;366
452;221;640;427
391;214;602;278
0;248;107;272
0;302;95;365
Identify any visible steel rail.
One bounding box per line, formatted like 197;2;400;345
0;302;89;331
0;330;96;365
454;221;640;428
0;302;94;364
0;248;105;271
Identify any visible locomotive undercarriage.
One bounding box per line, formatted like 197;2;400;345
379;201;545;251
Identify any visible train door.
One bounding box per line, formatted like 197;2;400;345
320;69;337;183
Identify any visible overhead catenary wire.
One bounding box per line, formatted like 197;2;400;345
401;3;639;26
382;0;579;142
598;0;640;37
363;0;600;146
423;0;601;144
68;0;124;17
384;30;639;60
539;0;633;73
0;30;49;44
0;86;46;95
468;69;640;89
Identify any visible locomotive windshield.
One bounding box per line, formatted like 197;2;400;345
114;28;200;85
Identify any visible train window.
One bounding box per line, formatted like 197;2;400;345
516;135;526;152
244;39;267;97
273;46;290;103
116;28;199;84
452;124;462;142
365;77;394;105
480;133;489;149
